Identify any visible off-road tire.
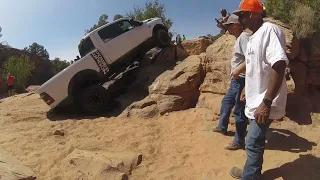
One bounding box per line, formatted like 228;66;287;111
154;28;170;48
79;85;112;115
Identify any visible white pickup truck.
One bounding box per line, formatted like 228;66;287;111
36;17;170;114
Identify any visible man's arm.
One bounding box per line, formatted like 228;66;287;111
232;61;246;79
254;60;286;124
264;61;286;101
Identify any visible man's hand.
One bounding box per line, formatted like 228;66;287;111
232;69;240;80
254;103;271;124
240;89;246;102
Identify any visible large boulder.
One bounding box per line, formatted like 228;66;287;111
58;149;142;180
196;93;223;114
121;55;205;119
181;38;213;56
196;35;235;95
0;151;36;180
127;45;189;94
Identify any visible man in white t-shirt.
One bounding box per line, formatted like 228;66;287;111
212;14;250;151
229;0;289;179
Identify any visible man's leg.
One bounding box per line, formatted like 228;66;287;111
241;119;272;180
232;77;247;147
214;80;237;134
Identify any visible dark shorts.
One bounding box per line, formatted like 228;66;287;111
7;85;14;91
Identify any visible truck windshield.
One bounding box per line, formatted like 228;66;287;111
78;37;94;57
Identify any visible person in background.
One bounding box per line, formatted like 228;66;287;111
7;72;15;97
212;14;249;151
176;34;182;45
220;8;231;23
182;34;186;41
230;0;289;179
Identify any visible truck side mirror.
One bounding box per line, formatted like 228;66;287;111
129;19;143;26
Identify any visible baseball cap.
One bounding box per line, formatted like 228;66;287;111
222;14;240;25
233;0;263;14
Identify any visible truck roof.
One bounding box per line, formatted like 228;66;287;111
80;18;132;43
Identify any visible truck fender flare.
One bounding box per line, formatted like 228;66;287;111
68;69;102;100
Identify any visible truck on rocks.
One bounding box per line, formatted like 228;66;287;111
36;17;170;114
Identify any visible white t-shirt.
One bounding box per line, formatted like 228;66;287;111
245;22;289;120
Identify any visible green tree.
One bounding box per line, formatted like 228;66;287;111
0;27;2;39
51;58;71;75
125;0;173;29
85;14;109;35
1;55;35;92
113;14;124;21
23;42;50;60
51;58;70;74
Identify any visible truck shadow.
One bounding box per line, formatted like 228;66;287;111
47;45;187;121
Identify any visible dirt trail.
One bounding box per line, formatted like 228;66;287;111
0;93;319;180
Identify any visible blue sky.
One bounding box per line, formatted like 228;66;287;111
0;0;244;61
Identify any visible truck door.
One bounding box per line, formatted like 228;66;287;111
96;20;133;63
126;20;150;48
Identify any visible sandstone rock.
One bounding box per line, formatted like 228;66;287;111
205;35;235;63
127;45;188;94
60;149;142;180
26;85;40;93
122;56;205;118
196;93;223;114
141;45;188;67
121;94;191;119
181;38;213;55
199;71;230;95
0;151;36;180
53;129;65;136
286;93;313;125
149;55;204;95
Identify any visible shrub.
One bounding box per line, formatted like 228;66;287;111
290;5;315;39
1;55;35;92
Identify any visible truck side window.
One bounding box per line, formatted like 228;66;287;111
98;20;132;43
119;21;133;32
98;23;121;42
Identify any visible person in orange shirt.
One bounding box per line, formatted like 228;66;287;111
7;72;15;97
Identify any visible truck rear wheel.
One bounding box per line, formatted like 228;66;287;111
79;85;112;115
154;28;170;48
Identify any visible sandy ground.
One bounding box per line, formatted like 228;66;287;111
0;93;319;180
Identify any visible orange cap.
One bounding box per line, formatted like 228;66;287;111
233;0;263;14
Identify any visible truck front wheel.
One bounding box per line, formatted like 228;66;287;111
79;85;112;115
153;28;170;48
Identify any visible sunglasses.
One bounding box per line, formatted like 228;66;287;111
238;11;251;18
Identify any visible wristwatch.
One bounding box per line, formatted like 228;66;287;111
263;98;272;107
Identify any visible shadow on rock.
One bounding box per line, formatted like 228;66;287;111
262;154;320;180
266;128;317;153
286;89;320;125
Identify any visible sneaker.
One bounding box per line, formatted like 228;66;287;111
225;143;245;151
212;127;227;135
230;167;243;179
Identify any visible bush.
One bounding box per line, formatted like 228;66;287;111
1;55;35;92
290;5;315;39
265;0;320;37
